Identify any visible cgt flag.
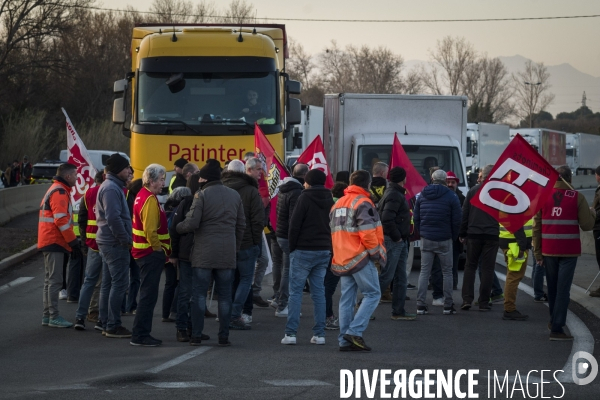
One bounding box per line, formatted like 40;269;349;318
389;133;428;201
62;108;97;206
296;136;334;189
254;123;289;231
470;133;559;233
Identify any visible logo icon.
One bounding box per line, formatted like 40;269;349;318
572;351;598;385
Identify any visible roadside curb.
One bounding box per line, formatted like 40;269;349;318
0;245;38;274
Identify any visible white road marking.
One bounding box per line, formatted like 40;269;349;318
144;382;214;388
495;270;594;384
0;277;34;294
145;347;212;373
263;379;333;386
44;384;92;390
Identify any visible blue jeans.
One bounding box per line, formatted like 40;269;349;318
76;250;105;320
418;238;454;307
532;256;546;299
98;244;130;331
67;245;85;300
131;251;165;340
544;256;577;334
276;238;291;311
191;268;234;339
380;237;409;315
285;250;329;337
231;246;259;320
338;261;381;347
176;260;193;331
125;255;140;313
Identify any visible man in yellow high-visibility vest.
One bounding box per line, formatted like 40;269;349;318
168;158;188;193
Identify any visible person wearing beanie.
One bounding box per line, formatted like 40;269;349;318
169;157;189;193
375;167;415;321
281;168;334;345
176;159;246;346
95;154;133;338
414;169;462;316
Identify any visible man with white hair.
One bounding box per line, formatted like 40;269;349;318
414;169;462;316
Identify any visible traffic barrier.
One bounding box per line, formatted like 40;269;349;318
0;184;49;226
581;229;595;255
572;175;596;189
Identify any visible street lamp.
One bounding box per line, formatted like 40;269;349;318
525;81;542;128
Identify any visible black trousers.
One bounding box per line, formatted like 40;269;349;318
462;238;499;305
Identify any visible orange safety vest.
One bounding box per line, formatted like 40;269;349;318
131;187;171;259
330;185;386;275
38;180;76;252
541;188;581;256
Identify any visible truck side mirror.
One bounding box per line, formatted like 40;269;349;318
113;98;125;124
287;98;301;125
286;80;302;95
293;130;303;149
114;79;128;94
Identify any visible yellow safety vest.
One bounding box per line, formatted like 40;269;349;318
499;219;533;239
168;175;176;194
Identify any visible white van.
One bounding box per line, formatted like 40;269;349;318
60;150;130;172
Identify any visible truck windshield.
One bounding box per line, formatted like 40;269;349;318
137;71;277;126
358;145;466;186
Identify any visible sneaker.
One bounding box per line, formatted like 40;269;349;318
204;309;216;318
326;316;339;330
339;344;363;352
549;332;573;341
241;313;252;324
74;318;86;330
407;283;416;290
87;312;99;323
275;306;288;317
229;318;251;330
189;337;202;346
391;313;417;321
474;300;492;306
417;306;428;315
130;336;162;347
405;296;411;301
269;300;279;309
122;311;135;316
162;317;175;322
461;302;471;311
253;296;270;307
67;297;78;303
48;316;73;328
380;293;393;303
310;336;325;345
105;326;132;338
478;305;492;312
281;334;297;345
177;329;190;342
503;310;529;321
42;317;49;326
443;306;457;315
342;334;371;351
491;294;505;304
200;333;210;340
432;298;444;307
94;321;103;331
218;337;231;347
589;288;600;297
534;294;549;302
58;289;67;300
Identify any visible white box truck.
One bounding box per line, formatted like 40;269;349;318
285;105;324;167
323;93;469;195
466;123;510;187
509;128;567;168
566;132;600;175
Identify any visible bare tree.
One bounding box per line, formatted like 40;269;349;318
149;0;216;23
319;41;355;93
404;68;423;94
422;36;476;95
512;60;555;127
287;39;316;90
221;0;254;24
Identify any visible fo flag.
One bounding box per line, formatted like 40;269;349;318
296;136;334;189
470;133;559;233
389;133;428;201
254;123;289;231
62;108;98;207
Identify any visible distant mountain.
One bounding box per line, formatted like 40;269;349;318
403;56;600;118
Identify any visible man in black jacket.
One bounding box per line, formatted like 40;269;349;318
377;167;415;320
282;169;334;345
274;163;308;316
459;164;499;311
222;159;264;330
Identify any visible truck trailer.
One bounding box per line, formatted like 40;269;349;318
465;123;510;187
509;128;567;168
566;132;600;175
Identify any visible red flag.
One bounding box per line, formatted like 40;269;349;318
470;133;559;233
254;123;289;231
389;133;428;201
296;136;334;189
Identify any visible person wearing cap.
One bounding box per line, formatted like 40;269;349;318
369;162;389;206
169;157;189;193
95;153;133;338
414;169;462;316
281;169;334;345
377;167;415;321
177;159;246;347
446;171;465;290
20;155;32;185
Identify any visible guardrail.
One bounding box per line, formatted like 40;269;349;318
0;184;50;226
572;175;597;189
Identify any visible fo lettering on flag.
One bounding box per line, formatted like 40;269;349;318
296;136;334;189
62;108;98;207
389;133;428;201
470;133;559;233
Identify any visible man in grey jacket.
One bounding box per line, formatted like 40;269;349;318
96;154;133;338
177;160;246;346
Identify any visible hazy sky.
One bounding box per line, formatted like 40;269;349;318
100;0;600;77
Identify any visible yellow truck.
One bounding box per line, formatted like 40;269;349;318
112;24;301;178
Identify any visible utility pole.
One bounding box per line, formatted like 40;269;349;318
582;91;587;108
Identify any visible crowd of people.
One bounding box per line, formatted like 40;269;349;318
2;156;32;187
37;152;600;350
